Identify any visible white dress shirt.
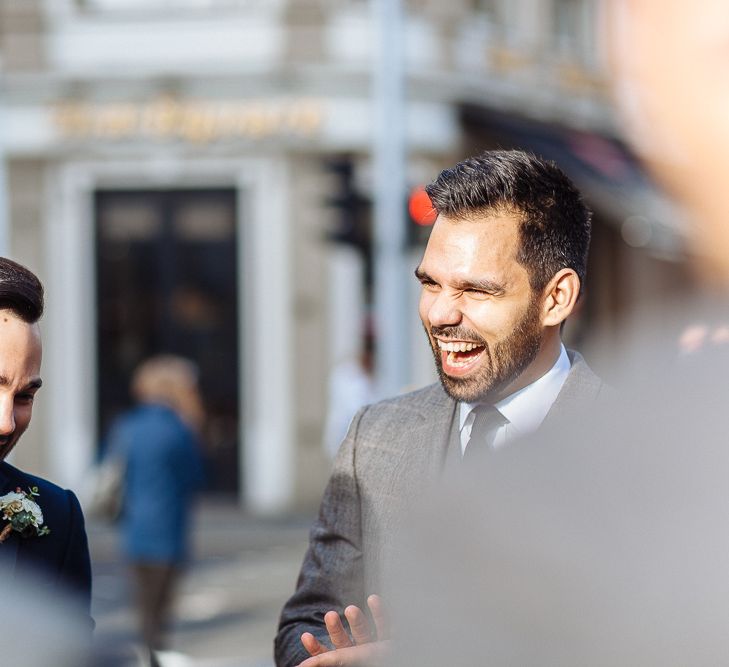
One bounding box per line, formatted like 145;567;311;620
459;344;571;456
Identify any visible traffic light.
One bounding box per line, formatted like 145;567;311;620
323;157;371;254
407;185;437;247
323;160;436;252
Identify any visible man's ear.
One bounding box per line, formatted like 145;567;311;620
541;269;581;327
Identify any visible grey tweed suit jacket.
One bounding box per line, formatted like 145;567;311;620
274;350;605;667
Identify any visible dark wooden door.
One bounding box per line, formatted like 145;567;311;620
95;188;240;495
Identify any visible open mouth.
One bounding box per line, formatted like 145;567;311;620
436;339;486;375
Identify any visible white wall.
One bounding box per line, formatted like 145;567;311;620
42;156;295;513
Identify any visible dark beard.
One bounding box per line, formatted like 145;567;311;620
427;298;543;403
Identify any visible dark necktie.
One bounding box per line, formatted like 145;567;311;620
463;405;509;461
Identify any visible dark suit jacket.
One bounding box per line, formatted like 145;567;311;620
274;351;606;667
0;461;93;630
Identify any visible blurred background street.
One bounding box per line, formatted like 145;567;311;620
89;502;312;667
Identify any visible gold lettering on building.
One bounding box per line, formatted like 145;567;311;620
53;97;324;143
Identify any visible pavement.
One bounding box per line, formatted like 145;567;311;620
88;500;313;667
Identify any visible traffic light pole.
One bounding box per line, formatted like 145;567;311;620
372;0;410;398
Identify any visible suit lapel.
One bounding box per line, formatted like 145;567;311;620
389;385;458;493
368;386;457;580
0;464;20;582
541;350;604;429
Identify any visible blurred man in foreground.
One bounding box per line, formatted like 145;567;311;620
605;0;729;287
275;150;606;667
0;257;92;629
1;572;91;666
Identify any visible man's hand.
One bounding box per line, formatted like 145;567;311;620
297;594;389;667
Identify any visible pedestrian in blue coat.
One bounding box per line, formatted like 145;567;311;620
106;355;205;660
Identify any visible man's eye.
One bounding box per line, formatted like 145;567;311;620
466;287;503;298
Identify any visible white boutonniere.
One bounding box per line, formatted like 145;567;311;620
0;486;50;542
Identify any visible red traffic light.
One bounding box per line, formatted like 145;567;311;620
408;187;437;226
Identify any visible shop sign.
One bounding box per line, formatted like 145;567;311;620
52;96;324;144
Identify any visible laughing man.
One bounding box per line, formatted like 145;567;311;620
275;150;606;667
0;257;92;631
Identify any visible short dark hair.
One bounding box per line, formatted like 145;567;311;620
0;257;44;323
425;150;592;293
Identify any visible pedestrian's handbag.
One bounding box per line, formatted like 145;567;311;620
87;456;125;521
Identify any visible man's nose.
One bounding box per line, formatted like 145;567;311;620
427;291;462;328
0;399;15;436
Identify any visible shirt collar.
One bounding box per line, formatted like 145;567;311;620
459;344;571;434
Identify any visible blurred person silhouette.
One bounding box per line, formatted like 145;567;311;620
606;0;729;289
275;150;606;667
105;354;205;664
322;333;376;460
378;2;729;666
0;257;93;636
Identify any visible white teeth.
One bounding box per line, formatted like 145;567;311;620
437;340;481;352
446;351;482;367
